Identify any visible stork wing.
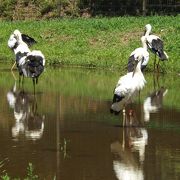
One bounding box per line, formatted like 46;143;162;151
22;34;37;47
151;38;164;52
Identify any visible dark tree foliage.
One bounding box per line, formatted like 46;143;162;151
79;0;179;16
0;0;178;20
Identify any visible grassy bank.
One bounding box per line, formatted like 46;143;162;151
0;16;179;72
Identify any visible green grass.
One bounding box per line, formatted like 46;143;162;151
0;15;179;72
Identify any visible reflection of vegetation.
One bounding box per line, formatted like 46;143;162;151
25;163;38;180
0;70;179;179
147;120;180;133
0;68;179;132
60;138;70;159
155;148;180;179
1;163;38;180
0;68;180;109
144;145;180;180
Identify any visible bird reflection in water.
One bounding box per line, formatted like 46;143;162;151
7;81;45;141
111;90;143;127
111;108;148;180
143;74;168;122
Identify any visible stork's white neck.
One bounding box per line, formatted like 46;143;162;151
133;60;142;77
136;60;142;72
145;25;152;37
145;29;150;37
142;39;148;51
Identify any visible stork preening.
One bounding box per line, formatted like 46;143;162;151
8;29;45;89
8;29;36;70
144;24;168;72
110;53;146;126
128;36;149;72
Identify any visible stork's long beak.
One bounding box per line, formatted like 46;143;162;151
132;60;138;77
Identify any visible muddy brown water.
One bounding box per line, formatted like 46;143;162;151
0;66;179;179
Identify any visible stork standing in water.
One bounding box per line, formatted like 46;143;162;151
127;36;149;72
110;53;146;126
8;30;45;89
144;24;168;72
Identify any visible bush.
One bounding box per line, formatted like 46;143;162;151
0;0;17;20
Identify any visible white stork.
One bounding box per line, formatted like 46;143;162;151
8;30;45;88
8;29;36;70
144;24;168;71
110;54;146;126
127;36;149;72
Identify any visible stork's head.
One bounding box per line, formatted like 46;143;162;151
8;29;22;49
13;29;22;42
145;24;152;30
144;24;152;35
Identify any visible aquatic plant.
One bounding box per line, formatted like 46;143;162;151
1;163;38;180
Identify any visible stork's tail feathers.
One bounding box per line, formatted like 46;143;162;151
26;50;45;78
27;50;45;66
110;107;120;115
28;55;44;66
110;94;125;115
158;50;169;60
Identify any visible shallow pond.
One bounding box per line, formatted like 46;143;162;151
0;65;180;180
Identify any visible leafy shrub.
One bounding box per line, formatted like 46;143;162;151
0;0;17;20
